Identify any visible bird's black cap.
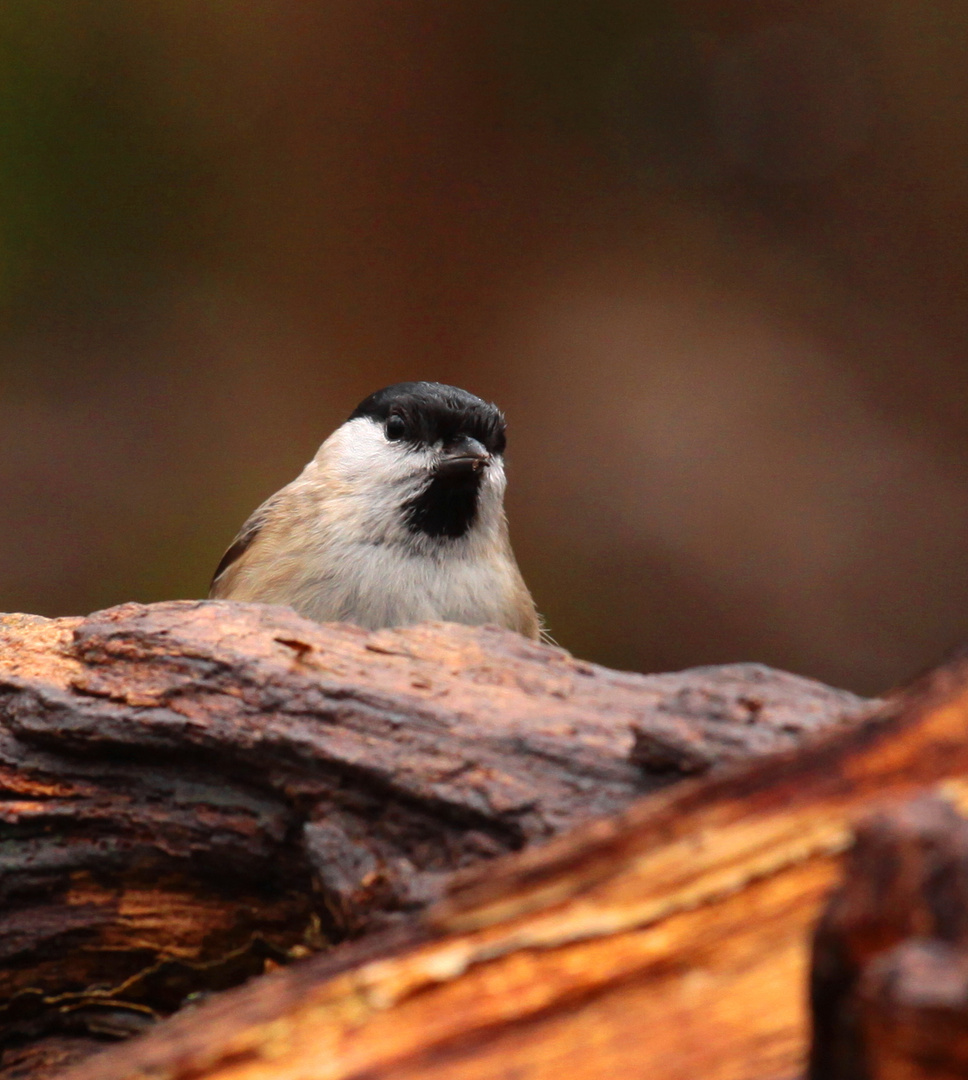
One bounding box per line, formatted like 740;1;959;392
348;382;506;456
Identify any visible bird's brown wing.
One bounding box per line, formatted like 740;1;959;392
209;499;277;594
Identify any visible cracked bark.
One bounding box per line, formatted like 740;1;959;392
41;647;968;1080
0;599;874;1077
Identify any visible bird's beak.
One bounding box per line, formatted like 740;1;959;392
436;436;490;476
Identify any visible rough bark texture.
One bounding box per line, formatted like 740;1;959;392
0;599;869;1075
41;646;968;1080
0;1038;105;1080
811;796;968;1080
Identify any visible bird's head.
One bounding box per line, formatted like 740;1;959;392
316;382;509;548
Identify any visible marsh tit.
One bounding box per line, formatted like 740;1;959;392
209;382;540;639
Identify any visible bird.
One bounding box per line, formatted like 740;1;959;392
209;381;541;639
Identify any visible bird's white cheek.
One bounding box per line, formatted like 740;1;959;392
484;462;507;498
474;464;507;535
324;422;427;489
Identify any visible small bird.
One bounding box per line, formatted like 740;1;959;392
209;382;540;639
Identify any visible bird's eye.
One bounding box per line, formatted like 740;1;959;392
385;415;407;441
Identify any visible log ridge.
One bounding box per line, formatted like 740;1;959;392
0;600;872;1076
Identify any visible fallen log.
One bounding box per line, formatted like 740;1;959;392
811;795;968;1080
44;642;968;1080
0;599;865;1073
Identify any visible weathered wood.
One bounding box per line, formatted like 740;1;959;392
0;1037;106;1080
0;599;865;1066
860;940;968;1080
810;796;968;1080
628;662;865;774
48;649;968;1080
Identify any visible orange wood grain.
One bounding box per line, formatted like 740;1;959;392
57;655;968;1080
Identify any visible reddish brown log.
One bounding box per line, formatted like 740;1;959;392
41;647;968;1080
860;941;968;1079
0;599;866;1072
810;796;968;1080
0;1038;106;1080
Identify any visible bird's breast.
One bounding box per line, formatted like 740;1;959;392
293;539;519;630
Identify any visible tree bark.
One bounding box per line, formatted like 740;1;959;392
0;599;870;1076
811;795;968;1080
34;636;968;1080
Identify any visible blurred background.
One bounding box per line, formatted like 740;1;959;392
1;1;967;695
